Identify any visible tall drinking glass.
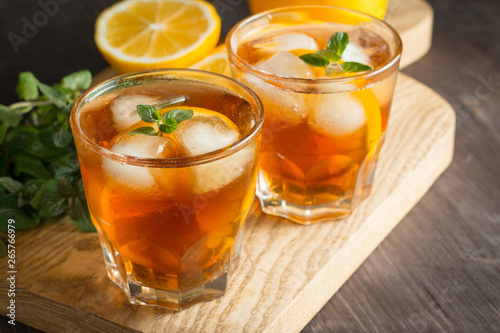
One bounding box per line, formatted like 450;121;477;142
227;6;402;223
70;69;263;309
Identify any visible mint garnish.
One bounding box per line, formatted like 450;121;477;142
299;32;373;76
128;98;194;136
327;32;349;56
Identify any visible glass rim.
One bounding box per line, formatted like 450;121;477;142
226;5;403;85
70;68;264;168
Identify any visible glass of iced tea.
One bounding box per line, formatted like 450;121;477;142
227;6;402;223
70;69;263;309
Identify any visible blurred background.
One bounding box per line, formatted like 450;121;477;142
0;0;249;104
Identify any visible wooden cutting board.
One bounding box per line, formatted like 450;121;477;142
0;72;455;332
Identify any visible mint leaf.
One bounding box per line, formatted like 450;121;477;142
154;109;162;122
0;194;40;231
340;62;373;72
12;150;51;179
159;119;178;134
52;124;73;148
327;32;349;57
316;50;341;62
38;83;67;108
16;72;39;100
163;108;194;124
0;124;7;144
30;179;67;218
52;156;80;179
61;70;92;91
58;177;78;197
71;199;96;232
136;105;158;123
0;177;23;194
0;105;23;127
127;126;158;136
300;53;330;67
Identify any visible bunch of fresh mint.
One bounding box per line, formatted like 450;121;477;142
0;70;95;256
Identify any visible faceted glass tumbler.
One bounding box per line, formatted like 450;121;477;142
70;69;264;309
227;6;402;224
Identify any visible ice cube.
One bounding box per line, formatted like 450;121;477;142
110;94;160;132
175;115;253;194
176;116;240;156
308;93;367;136
241;74;307;127
255;32;319;54
256;51;315;79
342;43;372;67
103;130;180;190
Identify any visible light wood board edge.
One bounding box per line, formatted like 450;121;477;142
386;0;434;69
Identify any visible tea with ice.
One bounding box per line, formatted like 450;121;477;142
228;7;401;222
71;71;262;309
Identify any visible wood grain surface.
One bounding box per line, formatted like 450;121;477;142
0;73;455;332
1;0;499;332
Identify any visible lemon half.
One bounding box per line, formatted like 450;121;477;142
95;0;221;73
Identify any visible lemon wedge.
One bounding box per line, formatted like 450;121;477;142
190;44;231;76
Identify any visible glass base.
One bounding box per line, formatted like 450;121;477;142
257;188;371;224
257;137;384;224
106;263;229;310
94;219;245;311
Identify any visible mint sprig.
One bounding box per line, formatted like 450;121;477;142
0;70;96;243
299;32;372;76
128;99;193;136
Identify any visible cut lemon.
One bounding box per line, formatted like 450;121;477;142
190;44;231;76
95;0;221;73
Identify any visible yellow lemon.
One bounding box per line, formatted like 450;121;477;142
95;0;221;73
190;44;231;76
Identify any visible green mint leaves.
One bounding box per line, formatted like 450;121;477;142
299;32;373;76
0;70;96;243
128;100;194;136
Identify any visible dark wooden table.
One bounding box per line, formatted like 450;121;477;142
1;0;499;332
